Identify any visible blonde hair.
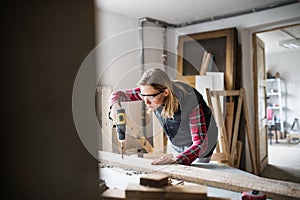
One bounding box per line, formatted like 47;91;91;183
138;68;180;119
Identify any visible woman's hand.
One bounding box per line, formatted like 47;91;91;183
109;103;121;124
151;155;178;165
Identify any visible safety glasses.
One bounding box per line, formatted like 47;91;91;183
139;90;164;101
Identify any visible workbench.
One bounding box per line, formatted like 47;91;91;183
99;151;300;200
100;164;244;199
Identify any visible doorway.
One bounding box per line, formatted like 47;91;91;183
253;24;300;183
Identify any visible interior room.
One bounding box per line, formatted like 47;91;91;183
4;1;300;200
95;0;300;199
256;24;300;184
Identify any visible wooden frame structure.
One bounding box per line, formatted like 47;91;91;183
206;88;258;175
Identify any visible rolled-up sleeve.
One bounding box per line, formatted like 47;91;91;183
109;87;142;108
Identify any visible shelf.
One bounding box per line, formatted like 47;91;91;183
266;77;286;134
266;78;280;82
267;92;280;96
269;106;281;110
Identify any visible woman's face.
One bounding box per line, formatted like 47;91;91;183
139;85;168;111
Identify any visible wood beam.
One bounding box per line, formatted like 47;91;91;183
99;151;300;200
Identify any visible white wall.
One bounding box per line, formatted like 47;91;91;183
266;49;300;128
95;10;167;151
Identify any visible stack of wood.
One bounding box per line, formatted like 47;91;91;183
101;172;229;200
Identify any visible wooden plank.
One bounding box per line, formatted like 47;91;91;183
100;186;229;200
153;113;165;154
228;94;242;166
97;86;113;152
206;88;229;164
126;183;207;200
210;153;228;162
240;88;258;175
225;102;234;147
99;151;300;200
140;153;173;160
234;141;242;168
101;188;125;200
211;90;240;97
140;173;169;187
213;92;230;159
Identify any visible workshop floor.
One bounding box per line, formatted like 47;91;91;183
261;139;300;183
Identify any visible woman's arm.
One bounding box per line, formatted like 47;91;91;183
175;104;208;165
109;87;142;107
108;87;142;122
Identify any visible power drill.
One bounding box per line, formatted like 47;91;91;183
116;108;126;159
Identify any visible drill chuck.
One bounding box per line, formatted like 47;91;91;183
116;108;126;142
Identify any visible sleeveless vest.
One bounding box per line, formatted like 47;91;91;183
154;82;211;147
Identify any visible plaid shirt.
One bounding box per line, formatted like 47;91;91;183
109;87;208;165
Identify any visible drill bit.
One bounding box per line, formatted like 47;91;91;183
121;142;124;159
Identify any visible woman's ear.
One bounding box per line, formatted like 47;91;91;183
164;88;169;96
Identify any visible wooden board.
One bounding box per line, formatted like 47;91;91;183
101;188;125;200
100;185;229;200
139;153;173;160
153;113;165;154
225;101;234;147
126;183;207;200
99;151;300;200
140;173;169;187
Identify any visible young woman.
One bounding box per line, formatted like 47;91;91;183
109;68;217;165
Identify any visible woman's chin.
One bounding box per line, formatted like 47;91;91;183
147;106;156;110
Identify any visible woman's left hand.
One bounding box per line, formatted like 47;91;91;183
151;155;178;165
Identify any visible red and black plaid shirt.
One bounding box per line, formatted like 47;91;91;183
109;87;208;165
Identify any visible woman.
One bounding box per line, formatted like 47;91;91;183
109;68;217;165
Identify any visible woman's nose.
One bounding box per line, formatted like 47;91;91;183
145;98;151;105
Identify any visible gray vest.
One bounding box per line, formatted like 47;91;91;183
154;82;212;147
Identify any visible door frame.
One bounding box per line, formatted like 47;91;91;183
252;23;299;174
252;34;268;174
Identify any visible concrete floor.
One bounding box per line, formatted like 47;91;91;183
261;139;300;183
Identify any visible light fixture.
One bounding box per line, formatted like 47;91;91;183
279;28;300;49
279;38;300;49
